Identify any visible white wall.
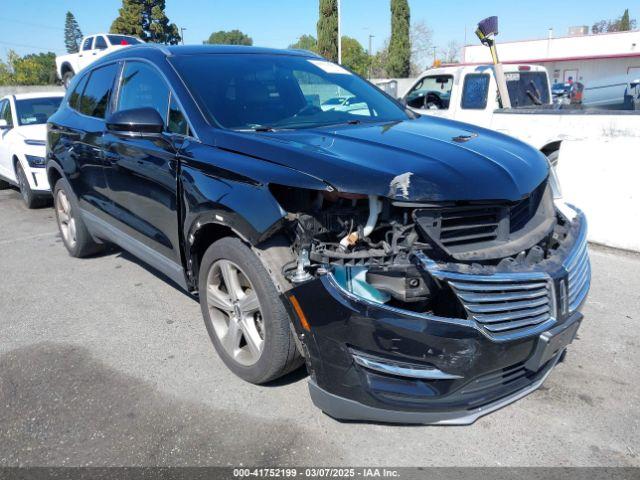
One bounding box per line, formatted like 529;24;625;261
0;85;64;97
463;30;640;64
557;138;640;252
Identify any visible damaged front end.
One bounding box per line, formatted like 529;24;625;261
271;171;590;424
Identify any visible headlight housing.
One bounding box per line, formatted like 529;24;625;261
25;154;46;168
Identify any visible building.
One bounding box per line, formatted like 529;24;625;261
462;29;640;109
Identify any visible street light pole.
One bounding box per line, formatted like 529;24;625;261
180;27;187;45
368;34;374;79
337;0;342;64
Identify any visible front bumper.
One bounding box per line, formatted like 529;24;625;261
292;209;590;425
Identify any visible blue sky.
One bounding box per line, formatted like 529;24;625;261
0;0;636;59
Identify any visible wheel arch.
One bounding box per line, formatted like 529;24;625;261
540;140;562;158
46;162;64;192
60;62;74;76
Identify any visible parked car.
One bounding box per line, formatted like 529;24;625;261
402;64;640;164
47;45;590;425
55;34;143;88
0;92;64;207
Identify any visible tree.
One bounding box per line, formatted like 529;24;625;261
410;20;432;75
317;0;338;62
592;9;637;33
620;9;632;30
0;50;57;86
369;38;390;78
387;0;411;78
341;36;370;77
204;30;253;45
289;34;317;52
110;0;181;44
64;11;83;54
440;40;460;64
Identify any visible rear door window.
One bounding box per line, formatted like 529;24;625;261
94;36;108;50
461;74;490;109
78;63;118;118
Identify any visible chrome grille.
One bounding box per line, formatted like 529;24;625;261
563;225;590;311
447;276;555;334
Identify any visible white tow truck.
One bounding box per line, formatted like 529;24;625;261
401;63;640;164
55;33;143;88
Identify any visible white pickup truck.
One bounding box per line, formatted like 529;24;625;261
56;33;143;88
401;64;640;164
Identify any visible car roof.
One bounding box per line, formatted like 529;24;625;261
7;92;65;101
102;43;321;60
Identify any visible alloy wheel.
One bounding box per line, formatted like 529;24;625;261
56;189;77;249
206;259;264;366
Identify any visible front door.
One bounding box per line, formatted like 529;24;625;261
102;60;189;265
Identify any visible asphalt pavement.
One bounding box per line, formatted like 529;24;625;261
0;187;638;467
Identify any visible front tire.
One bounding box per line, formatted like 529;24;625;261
15;162;43;209
198;237;302;384
53;178;101;257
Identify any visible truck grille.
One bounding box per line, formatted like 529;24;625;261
563;225;590;311
447;276;554;334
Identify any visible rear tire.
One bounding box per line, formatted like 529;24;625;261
15;162;44;209
198;237;303;384
62;71;74;89
53;178;102;257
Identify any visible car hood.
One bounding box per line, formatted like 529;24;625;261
13;124;47;142
215;116;549;202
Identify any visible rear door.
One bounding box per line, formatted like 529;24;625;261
102;60;190;265
62;63;119;217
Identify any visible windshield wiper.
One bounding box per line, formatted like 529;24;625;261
253;125;277;132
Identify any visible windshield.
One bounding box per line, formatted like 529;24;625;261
15;97;62;126
171;54;409;130
107;35;141;46
505;71;550;107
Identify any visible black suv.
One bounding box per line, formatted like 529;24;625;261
47;45;590;425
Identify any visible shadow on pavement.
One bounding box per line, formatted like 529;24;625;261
0;343;334;466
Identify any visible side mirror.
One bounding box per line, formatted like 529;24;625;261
106;107;164;136
0;119;9;129
630;79;640;89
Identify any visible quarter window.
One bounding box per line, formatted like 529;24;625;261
461;74;490;109
68;74;88;111
117;61;169;120
82;37;93;51
168;94;189;135
78;63;118;118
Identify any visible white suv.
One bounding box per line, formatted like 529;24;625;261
0;92;64;208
